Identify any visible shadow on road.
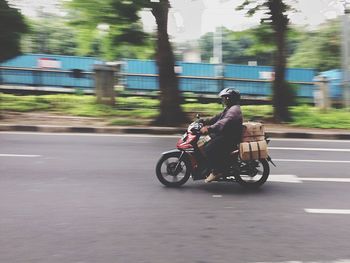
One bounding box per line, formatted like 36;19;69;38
155;181;290;197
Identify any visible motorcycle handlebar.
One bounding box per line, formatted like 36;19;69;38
188;122;203;135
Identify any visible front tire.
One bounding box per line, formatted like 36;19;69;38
156;151;191;187
235;159;270;188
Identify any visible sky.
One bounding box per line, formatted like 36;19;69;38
9;0;349;41
164;0;348;41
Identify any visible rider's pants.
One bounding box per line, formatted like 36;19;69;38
204;135;235;173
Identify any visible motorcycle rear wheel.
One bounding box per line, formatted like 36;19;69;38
156;152;191;187
235;159;270;188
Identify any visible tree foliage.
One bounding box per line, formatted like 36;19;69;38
176;23;301;67
196;18;338;73
67;0;187;125
198;25;275;65
289;19;341;72
66;0;154;60
0;0;27;62
21;14;78;56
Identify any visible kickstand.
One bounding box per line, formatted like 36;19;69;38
267;156;276;167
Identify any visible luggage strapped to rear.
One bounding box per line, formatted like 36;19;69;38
239;122;268;161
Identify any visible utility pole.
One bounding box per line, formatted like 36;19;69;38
213;26;224;91
213;26;222;65
342;1;350;108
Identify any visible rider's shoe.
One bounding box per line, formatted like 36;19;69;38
205;172;222;183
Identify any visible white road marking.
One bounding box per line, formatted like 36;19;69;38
0;154;41;157
305;209;350;214
269;175;350;183
268;174;302;183
270;147;350;152
212;195;223;198
274;159;350;164
300;177;350;183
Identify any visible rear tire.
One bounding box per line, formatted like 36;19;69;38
235;159;270;188
156;152;191;187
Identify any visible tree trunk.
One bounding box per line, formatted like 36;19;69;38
151;0;188;126
272;29;292;122
270;0;292;122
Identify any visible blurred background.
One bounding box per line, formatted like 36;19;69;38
0;0;350;127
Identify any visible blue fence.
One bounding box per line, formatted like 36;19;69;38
0;67;96;88
0;54;101;88
123;59;317;98
1;54;320;98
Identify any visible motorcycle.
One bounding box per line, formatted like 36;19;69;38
156;116;275;188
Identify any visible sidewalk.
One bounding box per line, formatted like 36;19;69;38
1;111;350;140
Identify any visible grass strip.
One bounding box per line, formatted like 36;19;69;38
1;93;349;129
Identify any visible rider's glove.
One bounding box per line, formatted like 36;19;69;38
200;126;209;135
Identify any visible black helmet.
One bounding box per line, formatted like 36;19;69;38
218;88;240;105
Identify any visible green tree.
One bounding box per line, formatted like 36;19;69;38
68;0;187;126
66;1;154;59
198;28;255;64
242;24;302;65
198;26;275;65
196;24;301;66
0;0;27;62
235;25;275;65
237;0;295;122
289;19;341;72
100;25;155;61
21;15;78;56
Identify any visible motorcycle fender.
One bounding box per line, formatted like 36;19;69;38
161;149;183;156
161;149;193;169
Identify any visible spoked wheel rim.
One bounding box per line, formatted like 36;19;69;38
235;159;270;188
239;161;265;183
156;152;191;187
160;157;187;184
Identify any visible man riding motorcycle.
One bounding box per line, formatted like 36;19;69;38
200;88;243;183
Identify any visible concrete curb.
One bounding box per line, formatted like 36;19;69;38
0;124;185;135
1;124;350;140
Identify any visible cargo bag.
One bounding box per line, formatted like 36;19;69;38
241;122;265;142
197;135;211;148
239;140;268;161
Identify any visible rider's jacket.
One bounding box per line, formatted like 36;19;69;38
204;105;243;144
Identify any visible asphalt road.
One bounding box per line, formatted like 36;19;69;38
1;132;350;263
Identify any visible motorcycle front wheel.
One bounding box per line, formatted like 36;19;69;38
235;159;270;188
156;151;191;187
